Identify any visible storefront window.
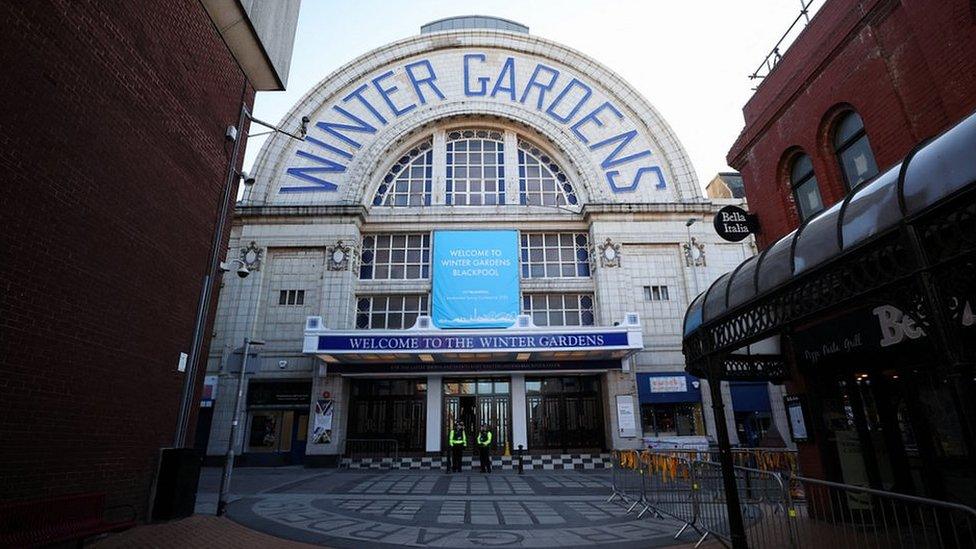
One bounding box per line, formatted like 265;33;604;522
517;138;578;206
640;403;704;436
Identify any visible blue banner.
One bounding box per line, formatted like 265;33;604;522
432;230;519;328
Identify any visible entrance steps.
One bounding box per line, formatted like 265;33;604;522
341;452;611;470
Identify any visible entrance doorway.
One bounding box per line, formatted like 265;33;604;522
526;375;605;452
347;378;427;453
443;378;510;452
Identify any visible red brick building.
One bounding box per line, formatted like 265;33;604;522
693;0;976;506
729;0;976;247
0;1;298;519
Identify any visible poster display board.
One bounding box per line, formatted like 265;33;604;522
312;399;334;444
432;230;519;328
616;394;637;438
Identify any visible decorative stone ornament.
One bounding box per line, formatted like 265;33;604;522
597;238;622;268
240;241;263;271
684;238;706;267
327;240;353;271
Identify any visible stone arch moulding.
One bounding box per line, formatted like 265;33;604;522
250;29;701;205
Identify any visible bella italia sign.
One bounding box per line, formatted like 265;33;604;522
713;205;758;242
282;50;668;195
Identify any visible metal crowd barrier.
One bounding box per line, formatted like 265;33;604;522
342;438;400;468
790;475;976;548
606;450;976;548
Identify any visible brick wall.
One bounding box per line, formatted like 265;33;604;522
0;0;254;517
728;0;976;246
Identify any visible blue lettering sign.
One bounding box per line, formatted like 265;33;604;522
432;230;519;328
280;54;669;194
316;331;629;352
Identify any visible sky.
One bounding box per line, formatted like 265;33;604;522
242;0;823;189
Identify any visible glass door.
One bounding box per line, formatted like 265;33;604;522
443;378;510;452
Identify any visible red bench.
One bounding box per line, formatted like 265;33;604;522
0;493;137;548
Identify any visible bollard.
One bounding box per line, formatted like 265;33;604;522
517;444;524;474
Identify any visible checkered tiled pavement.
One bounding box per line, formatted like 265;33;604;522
342;452;611;470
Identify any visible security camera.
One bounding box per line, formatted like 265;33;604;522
236;265;250;278
240;171;256;186
225;125;238;142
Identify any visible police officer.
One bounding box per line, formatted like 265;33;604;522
477;423;493;473
448;421;467;472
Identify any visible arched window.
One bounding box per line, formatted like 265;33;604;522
833;111;878;189
517;139;578;206
372;140;433;207
446;129;505;205
790;153;823;221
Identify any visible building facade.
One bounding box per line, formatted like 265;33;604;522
684;0;976;508
728;0;976;247
0;0;299;518
204;17;786;468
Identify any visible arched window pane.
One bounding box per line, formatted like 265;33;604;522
834;112;878;189
372;140;432;207
517;138;577;206
790;153;823;221
446;129;505;205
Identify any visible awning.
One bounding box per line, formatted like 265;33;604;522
684;110;976;380
303;313;644;373
729;382;771;413
636;373;702;404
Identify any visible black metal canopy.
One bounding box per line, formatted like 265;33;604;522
684;110;976;380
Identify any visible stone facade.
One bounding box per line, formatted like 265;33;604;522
204;19;787;465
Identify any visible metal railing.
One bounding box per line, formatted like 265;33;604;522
749;1;820;83
608;450;976;548
342;438;399;468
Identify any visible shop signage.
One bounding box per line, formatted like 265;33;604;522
713;205;757;242
281;50;668;195
649;375;688;393
329;359;622;374
432;230;519;328
792;305;929;366
247;381;312;408
315;331;629;353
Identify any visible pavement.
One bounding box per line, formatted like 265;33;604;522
93;466;703;548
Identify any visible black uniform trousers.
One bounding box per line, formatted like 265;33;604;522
451;444;464;472
478;445;491;473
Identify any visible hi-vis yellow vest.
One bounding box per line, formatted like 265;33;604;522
450;429;466;446
477;431;493;447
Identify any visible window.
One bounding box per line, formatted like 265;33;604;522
790;153;823;221
355;294;429;329
373;140;433;207
522;293;595;326
518;139;577;206
278;289;305;306
359;234;431;280
446;129;505;205
644;285;669;301
834;111;878;189
520;232;590;278
640;403;705;436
